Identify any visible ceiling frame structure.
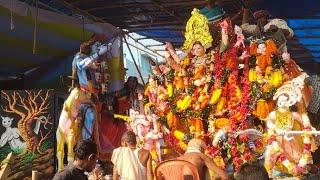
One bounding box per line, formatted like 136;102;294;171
85;1;207;12
15;0;320;72
20;0;239;45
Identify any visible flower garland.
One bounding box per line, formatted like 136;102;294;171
213;46;258;171
143;13;317;177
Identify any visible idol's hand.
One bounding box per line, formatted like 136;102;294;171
165;42;174;52
98;44;109;56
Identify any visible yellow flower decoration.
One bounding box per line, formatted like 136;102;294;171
213;155;226;168
183;8;213;51
178;141;188;151
174;130;185;141
144;102;155;113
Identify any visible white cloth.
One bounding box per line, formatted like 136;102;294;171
133;148;147;176
185;147;202;154
241;18;294;38
264;19;294;38
241;23;260;37
111;147;147;180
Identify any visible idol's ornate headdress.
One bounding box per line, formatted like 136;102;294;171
273;73;308;107
183;8;213;51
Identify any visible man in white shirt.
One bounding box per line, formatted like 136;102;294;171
111;131;153;180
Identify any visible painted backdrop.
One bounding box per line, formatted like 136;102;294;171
0;89;54;180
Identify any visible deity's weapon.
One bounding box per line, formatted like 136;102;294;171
113;114;131;122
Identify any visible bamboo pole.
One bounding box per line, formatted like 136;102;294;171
32;170;39;180
123;36;146;86
10;0;14;30
32;0;39;55
0;153;14;180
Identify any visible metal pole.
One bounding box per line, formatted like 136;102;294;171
125;32;165;58
126;42;161;58
125;35;166;83
123;35;146;86
150;0;184;23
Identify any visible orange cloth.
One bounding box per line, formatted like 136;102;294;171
190;118;204;134
256;55;272;72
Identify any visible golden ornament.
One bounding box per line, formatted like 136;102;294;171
275;109;293;130
183;8;213;51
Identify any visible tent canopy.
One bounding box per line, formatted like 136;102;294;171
2;0;320;82
0;0;120;88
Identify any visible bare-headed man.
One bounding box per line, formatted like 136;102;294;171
178;138;228;180
52;140;98;180
235;163;269;180
111;131;153;180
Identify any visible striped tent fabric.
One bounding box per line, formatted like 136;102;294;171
0;0;124;90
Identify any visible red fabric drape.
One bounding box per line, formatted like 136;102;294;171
98;97;130;160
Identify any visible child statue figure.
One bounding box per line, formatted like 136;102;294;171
264;74;318;177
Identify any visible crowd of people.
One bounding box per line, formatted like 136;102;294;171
52;134;272;180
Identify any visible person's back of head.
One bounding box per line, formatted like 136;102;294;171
74;140;97;160
74;140;98;172
121;131;137;147
235;163;269;180
187;138;206;153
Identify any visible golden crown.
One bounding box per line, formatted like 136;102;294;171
183;8;213;50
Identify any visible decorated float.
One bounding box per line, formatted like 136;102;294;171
50;7;319;180
139;9;319;178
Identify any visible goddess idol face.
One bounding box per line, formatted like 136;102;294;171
192;43;205;57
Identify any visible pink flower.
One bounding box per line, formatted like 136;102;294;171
229;137;236;145
295;165;307;174
207;146;220;157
